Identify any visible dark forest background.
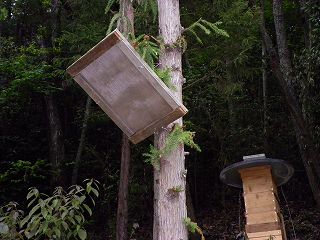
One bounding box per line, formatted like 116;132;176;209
1;0;320;239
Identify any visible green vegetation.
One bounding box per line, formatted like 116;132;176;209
143;125;200;169
0;180;99;240
1;0;320;239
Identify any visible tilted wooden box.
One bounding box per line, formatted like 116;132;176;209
67;29;188;144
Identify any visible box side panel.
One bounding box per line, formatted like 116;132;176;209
73;73;133;136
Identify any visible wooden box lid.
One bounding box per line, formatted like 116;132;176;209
67;29;188;144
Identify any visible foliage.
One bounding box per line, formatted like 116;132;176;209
132;34;159;68
144;125;201;169
0;160;47;184
0;0;319;239
183;217;205;240
20;179;99;239
185;18;229;44
136;0;158;23
0;180;99;240
0;202;24;239
154;68;176;91
0;7;8;21
130;33;176;90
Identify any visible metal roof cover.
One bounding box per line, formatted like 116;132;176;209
220;154;294;188
66;29;187;144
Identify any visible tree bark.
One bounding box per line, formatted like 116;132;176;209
45;0;64;187
71;97;92;185
116;134;131;240
259;0;320;206
154;1;188;240
262;40;268;140
116;1;134;240
45;94;65;186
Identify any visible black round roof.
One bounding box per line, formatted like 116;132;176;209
220;158;294;188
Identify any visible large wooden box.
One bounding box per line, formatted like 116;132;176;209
67;29;187;144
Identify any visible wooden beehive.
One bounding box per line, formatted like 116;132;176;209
239;166;287;240
67;29;187;144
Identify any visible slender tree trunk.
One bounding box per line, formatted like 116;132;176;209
259;0;320;206
45;94;65;186
299;0;313;124
116;134;131;240
116;1;134;240
72;97;92;184
45;0;64;187
154;1;188;240
262;40;268;140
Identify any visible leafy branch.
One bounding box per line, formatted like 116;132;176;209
144;125;201;169
0;180;99;240
184;18;229;44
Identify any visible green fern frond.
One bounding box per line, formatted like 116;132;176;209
105;0;118;14
143;145;161;169
184;18;229;44
154;68;176;91
187;28;203;44
195;22;211;35
106;13;121;34
200;19;229;37
136;0;158;22
143;126;201;169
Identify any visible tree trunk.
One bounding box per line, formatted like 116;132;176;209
299;0;313;125
116;1;134;240
45;94;65;186
45;0;64;187
259;0;320;206
72;97;92;185
262;40;268;140
154;1;188;240
116;134;131;240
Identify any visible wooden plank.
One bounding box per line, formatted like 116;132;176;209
246;222;281;233
246;201;280;214
249;235;282;240
243;176;274;194
239;165;271;177
129;106;187;144
247;230;282;238
244;191;277;209
246;211;279;225
67;31;121;77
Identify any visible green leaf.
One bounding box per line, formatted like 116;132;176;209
91;188;99;197
78;228;87;240
83;204;92;216
75;215;82;223
41;208;48;218
55;228;61;238
52;199;58;208
0;222;9;234
20;215;30;227
62;221;69;230
61;210;68;219
28;204;40;217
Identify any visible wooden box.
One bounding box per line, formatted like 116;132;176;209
67;29;187;144
247;230;282;240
